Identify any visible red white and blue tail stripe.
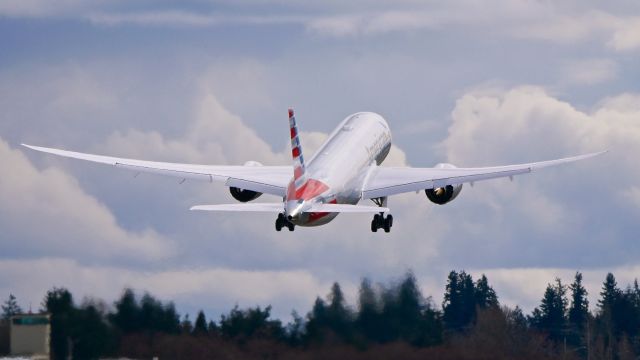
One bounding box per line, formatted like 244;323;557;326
289;108;308;191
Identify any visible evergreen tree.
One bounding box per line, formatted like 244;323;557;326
42;288;75;360
395;273;441;346
459;271;476;326
356;278;382;342
158;302;180;334
395;273;423;342
443;270;461;330
72;303;112;359
139;293;163;333
110;289;140;334
568;272;589;341
614;285;640;338
219;305;283;341
530;278;567;341
597;272;621;341
506;306;528;329
305;297;327;341
180;314;193;334
443;271;476;331
326;282;351;337
474;274;499;309
207;320;218;335
1;294;22;320
285;310;305;346
193;310;208;335
598;273;620;313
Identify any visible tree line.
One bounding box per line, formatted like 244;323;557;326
1;271;639;359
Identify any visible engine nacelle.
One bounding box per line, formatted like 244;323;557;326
229;187;262;202
425;163;463;205
229;161;264;202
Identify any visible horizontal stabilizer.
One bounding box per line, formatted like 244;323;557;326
190;202;389;213
190;203;284;212
307;203;389;213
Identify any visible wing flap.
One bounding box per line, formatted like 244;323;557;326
362;151;606;199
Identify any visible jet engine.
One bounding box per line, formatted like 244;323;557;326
229;161;263;202
425;163;463;205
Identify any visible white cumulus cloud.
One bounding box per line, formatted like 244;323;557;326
0;138;176;263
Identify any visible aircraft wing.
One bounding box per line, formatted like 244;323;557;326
361;151;606;199
22;144;291;197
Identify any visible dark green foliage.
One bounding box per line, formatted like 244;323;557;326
305;297;328;341
355;278;382;342
326;282;352;338
598;273;620;312
207;320;218;334
109;289;180;336
27;271;640;359
529;278;567;341
42;288;75;360
568;272;589;348
506;306;528;329
285;310;305;346
475;274;499;309
219;305;284;342
305;283;355;341
379;272;442;346
72;302;113;359
193;310;208;335
1;294;22;320
331;272;443;347
180;314;193;334
443;271;498;331
109;289;140;333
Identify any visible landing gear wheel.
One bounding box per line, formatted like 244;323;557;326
287;222;295;231
275;213;285;232
383;215;392;233
371;213;393;233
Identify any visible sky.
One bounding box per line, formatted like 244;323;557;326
0;0;639;321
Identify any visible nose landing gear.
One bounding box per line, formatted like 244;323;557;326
371;213;393;233
275;213;295;232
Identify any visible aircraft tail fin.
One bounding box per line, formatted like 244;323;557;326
289;108;308;190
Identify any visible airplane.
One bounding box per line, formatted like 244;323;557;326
23;109;604;232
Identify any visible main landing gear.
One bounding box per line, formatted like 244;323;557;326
275;213;295;232
371;213;393;233
371;197;393;233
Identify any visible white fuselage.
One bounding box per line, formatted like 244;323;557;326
285;112;392;226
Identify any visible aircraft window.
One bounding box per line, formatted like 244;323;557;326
342;125;354;131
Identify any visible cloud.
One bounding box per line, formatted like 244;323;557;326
436;86;640;269
563;59;618;85
473;266;640;313
608;17;640;51
515;11;640;51
306;11;443;37
0;138;175;264
2;0;640;52
87;11;307;27
0;0;93;17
